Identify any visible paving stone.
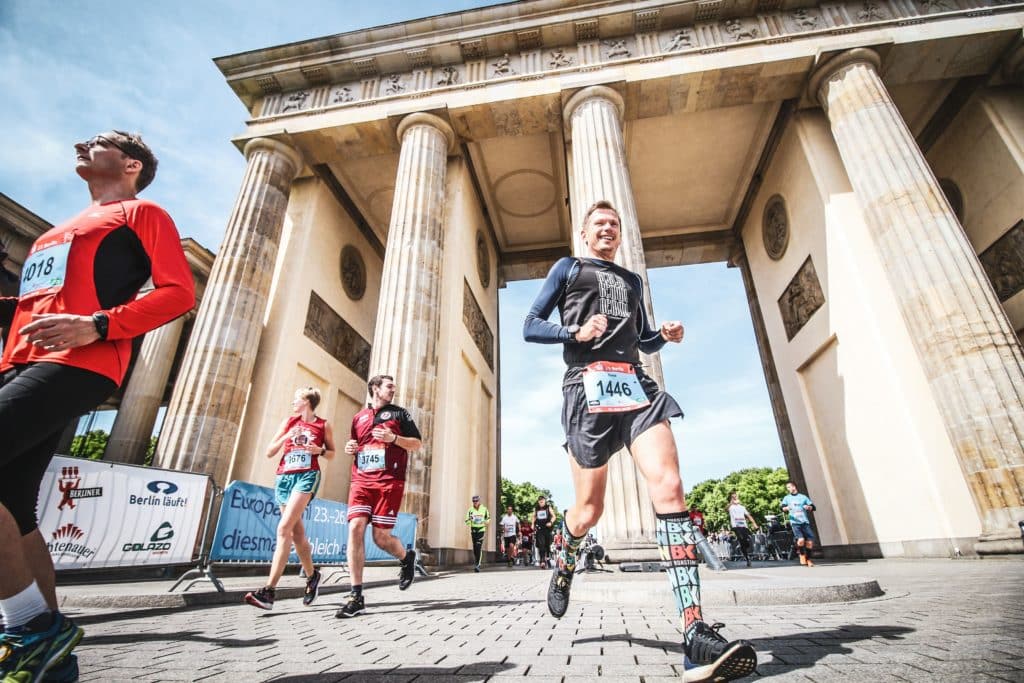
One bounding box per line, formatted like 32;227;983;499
54;559;1024;682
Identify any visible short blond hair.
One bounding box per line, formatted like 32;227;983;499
581;200;621;229
295;386;321;411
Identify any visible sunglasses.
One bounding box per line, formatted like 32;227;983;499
82;135;143;161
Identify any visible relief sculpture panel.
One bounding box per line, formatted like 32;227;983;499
778;257;825;341
980;220;1024;303
304;291;371;379
462;280;495;370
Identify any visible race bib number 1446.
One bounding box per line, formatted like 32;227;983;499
582;361;650;414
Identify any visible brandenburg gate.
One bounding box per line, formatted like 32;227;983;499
154;0;1024;562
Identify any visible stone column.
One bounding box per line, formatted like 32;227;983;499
810;48;1024;554
155;138;303;485
563;86;659;558
369;113;455;541
105;314;187;464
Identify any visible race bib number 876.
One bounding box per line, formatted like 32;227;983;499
582;361;650;414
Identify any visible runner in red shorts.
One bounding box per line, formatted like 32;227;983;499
335;374;422;618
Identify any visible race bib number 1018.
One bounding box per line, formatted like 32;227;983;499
582;361;650;414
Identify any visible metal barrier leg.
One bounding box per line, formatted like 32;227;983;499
170;482;224;593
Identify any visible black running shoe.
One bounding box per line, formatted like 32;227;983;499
682;621;757;682
334;592;365;619
244;586;275;610
303;568;322;606
399;552;416;591
546;566;574;618
43;653;78;683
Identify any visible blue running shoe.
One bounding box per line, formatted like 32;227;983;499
0;612;83;683
682;621;757;682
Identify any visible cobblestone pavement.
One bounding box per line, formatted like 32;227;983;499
67;558;1024;682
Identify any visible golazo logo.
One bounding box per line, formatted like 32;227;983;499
147;481;179;495
47;523;96;559
122;522;174;553
56;467;103;511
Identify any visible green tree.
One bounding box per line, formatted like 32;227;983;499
500;477;555;523
144;436;159;466
69;430;109;460
686;467;789;533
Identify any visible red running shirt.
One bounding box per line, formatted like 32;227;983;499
349;404;421;484
276;414;327;475
0;199;195;385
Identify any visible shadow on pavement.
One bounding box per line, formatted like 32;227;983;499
270;661;515;682
574;624;916;678
81;630;275;648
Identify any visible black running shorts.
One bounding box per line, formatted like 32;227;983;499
0;363;115;534
561;366;683;469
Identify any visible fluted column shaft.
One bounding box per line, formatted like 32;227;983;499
811;49;1024;552
370;113;455;540
105;315;186;464
564;86;659;552
155;138;302;485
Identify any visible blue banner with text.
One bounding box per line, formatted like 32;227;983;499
210;480;416;564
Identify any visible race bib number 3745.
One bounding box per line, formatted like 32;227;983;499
582;361;650;414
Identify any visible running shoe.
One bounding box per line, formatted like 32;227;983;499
398;552;416;591
303;569;322;606
682;621;757;682
41;654;77;683
243;586;275;610
546;565;574;619
0;611;83;683
473;564;480;573
334;592;365;619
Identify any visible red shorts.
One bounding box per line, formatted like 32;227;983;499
347;479;404;529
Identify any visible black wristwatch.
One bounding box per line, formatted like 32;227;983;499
92;312;109;340
566;324;580;340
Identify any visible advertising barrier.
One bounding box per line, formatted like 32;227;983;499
37;455;210;570
210;480;416;564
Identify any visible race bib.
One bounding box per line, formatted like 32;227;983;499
582;361;651;414
471;514;485;524
357;448;385;472
20;236;73;298
536;510;548;520
281;450;312;472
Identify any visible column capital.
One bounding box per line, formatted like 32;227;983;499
396;112;457;154
807;48;882;109
563;85;625;132
242;137;303;178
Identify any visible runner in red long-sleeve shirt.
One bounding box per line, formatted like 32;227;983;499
0;131;194;682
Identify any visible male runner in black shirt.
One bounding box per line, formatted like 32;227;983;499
523;200;757;682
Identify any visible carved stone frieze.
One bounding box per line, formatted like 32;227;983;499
548;48;575;68
340;245;366;301
304;291;371;378
255;0;1012;119
280;90;310;112
763;195;790;261
723;18;759;41
602;38;632;60
491;53;516;77
462;280;494;369
778;257;825;341
980;220;1024;303
664;28;694;51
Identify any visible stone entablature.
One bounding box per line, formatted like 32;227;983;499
248;0;1022;120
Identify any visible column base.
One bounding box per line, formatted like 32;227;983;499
599;540;661;563
976;531;1024;556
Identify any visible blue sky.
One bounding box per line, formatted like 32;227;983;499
1;1;784;507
